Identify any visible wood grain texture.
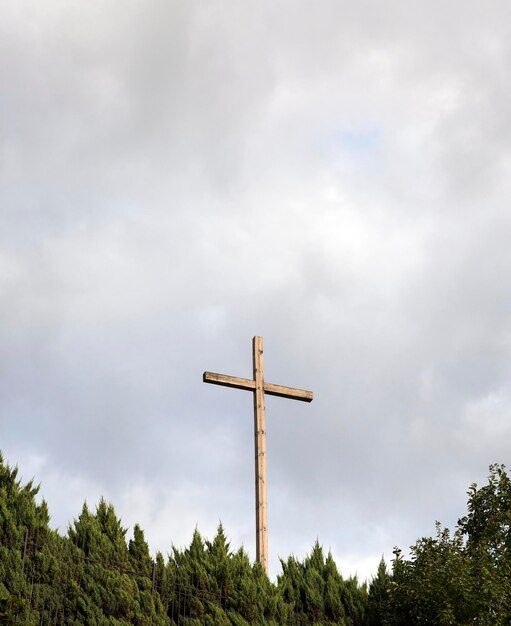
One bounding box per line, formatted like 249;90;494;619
252;336;268;573
203;372;312;402
263;382;313;402
203;336;313;575
203;371;255;391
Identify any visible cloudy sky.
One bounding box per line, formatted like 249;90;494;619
1;0;510;581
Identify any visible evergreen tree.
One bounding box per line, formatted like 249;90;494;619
278;540;367;625
366;557;391;626
129;523;153;581
0;452;51;624
68;499;168;624
205;523;232;603
18;451;511;625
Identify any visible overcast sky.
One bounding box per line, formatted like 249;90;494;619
1;0;510;581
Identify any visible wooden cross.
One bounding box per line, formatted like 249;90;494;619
203;336;313;574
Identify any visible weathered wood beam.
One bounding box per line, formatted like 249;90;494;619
203;371;255;391
264;383;313;402
203;337;313;576
203;372;313;402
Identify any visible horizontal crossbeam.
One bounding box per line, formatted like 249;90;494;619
203;371;313;402
203;371;255;391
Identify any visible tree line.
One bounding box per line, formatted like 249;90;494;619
0;451;510;624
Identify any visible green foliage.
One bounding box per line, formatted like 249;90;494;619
165;524;287;625
458;463;511;624
278;540;367;625
66;500;168;625
366;558;391;626
387;464;511;625
0;451;51;624
2;450;510;625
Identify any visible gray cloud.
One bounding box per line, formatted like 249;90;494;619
1;0;510;580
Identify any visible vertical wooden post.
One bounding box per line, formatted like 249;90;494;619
203;336;312;575
252;336;268;573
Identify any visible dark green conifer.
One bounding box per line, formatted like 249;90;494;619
367;557;391;625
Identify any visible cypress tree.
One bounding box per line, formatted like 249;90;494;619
367;557;391;626
0;452;51;624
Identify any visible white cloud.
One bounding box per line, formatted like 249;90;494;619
1;0;510;583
